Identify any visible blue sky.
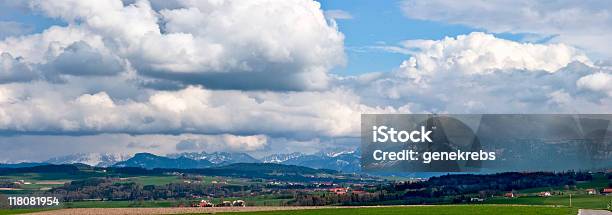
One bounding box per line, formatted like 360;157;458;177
318;0;527;75
0;3;64;33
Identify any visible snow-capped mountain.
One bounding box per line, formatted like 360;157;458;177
323;149;356;158
167;151;259;165
282;152;361;173
262;149;361;173
261;152;305;163
44;153;130;167
42;149;362;172
113;153;212;169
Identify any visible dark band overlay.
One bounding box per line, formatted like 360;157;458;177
361;114;612;173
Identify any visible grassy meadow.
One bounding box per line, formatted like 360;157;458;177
213;205;578;215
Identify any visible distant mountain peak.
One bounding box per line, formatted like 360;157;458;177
44;152;130;167
113;152;212;169
325;150;356;158
167;151;259;165
261;152;305;163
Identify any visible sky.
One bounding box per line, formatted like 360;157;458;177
0;0;611;162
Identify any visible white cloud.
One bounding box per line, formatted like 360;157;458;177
0;52;39;83
577;72;612;97
4;33;606;140
346;33;612;114
176;134;267;152
2;0;612;161
18;0;345;91
47;41;125;77
324;10;353;20
0;133;269;162
0;84;400;137
401;0;612;58
398;32;590;77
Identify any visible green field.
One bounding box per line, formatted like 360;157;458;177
484;195;610;209
518;173;611;193
207;195;293;206
0;208;51;215
127;176;184;186
0;205;580;215
213;205;578;215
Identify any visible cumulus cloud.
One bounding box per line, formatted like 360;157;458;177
47;41;125;77
0;133;269;162
0;52;39;83
577;72;612;97
401;0;612;58
397;32;590;78
1;0;612;160
345;33;611;114
18;0;345;91
0;84;399;137
1;32;610;141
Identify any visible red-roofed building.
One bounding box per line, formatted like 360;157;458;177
586;189;596;195
329;187;348;195
538;191;551;197
196;200;214;207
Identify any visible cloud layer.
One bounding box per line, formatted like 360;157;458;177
401;0;612;58
3;0;345;90
349;33;610;113
0;0;611;159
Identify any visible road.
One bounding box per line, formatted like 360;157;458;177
579;209;612;215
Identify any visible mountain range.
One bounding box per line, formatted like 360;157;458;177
113;153;213;169
21;150;361;172
166;151;260;165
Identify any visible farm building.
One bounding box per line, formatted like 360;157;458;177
232;200;246;207
538;192;551;197
586;188;596;195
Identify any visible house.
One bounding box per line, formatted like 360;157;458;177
538;192;551;197
196;200;214;207
14;180;30;185
232;200;246;207
602;188;612;195
504;192;515;198
470;197;484;202
329;187;348;195
586;189;596;195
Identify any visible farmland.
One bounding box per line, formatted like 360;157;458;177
0;165;610;214
483;195;610;209
212;205;579;215
0;205;579;215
